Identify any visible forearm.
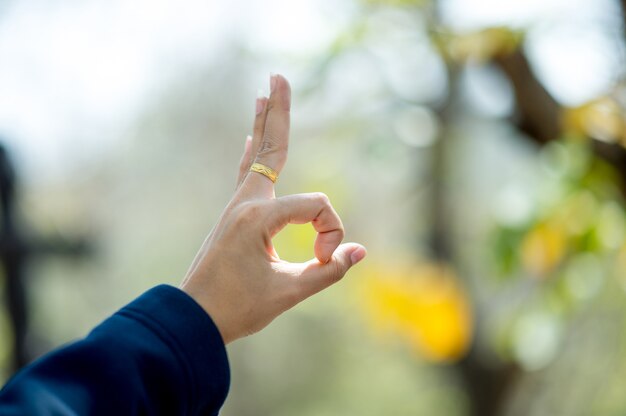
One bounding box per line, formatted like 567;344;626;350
0;285;230;416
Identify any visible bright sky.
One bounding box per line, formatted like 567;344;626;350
0;0;348;179
442;0;624;104
0;0;621;180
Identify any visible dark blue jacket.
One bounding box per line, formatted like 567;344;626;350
0;285;230;415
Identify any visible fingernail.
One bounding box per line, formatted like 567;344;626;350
245;135;252;151
255;98;265;115
350;247;367;265
270;73;278;93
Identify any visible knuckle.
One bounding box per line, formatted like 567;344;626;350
260;124;288;152
312;192;330;206
258;139;274;154
259;134;288;155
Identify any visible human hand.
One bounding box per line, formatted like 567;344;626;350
180;74;367;344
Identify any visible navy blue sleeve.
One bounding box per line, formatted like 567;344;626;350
0;285;230;416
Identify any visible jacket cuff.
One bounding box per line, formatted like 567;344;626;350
120;284;230;414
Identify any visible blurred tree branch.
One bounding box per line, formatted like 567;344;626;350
494;50;560;143
495;45;626;189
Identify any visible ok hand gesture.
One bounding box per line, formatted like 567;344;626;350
181;74;367;343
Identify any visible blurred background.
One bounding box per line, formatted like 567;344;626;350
1;0;626;414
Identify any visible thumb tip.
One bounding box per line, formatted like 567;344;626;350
315;244;367;266
349;245;367;266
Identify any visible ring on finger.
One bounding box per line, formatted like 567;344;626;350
250;162;278;183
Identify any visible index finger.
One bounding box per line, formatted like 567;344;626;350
240;74;291;200
269;193;345;264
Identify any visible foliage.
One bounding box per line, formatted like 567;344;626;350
563;97;626;144
434;27;524;63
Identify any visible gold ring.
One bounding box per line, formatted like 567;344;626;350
250;162;278;183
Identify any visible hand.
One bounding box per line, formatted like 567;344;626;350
180;74;367;344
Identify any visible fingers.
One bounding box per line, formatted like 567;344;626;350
292;243;367;302
257;74;291;171
236;92;269;189
236;135;253;188
249;94;269;166
240;74;291;199
271;193;344;263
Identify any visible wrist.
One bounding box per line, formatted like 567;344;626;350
180;283;235;344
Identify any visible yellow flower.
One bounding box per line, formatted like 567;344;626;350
359;262;473;363
562;97;626;143
520;222;567;278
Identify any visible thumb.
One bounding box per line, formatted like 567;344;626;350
295;243;367;301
